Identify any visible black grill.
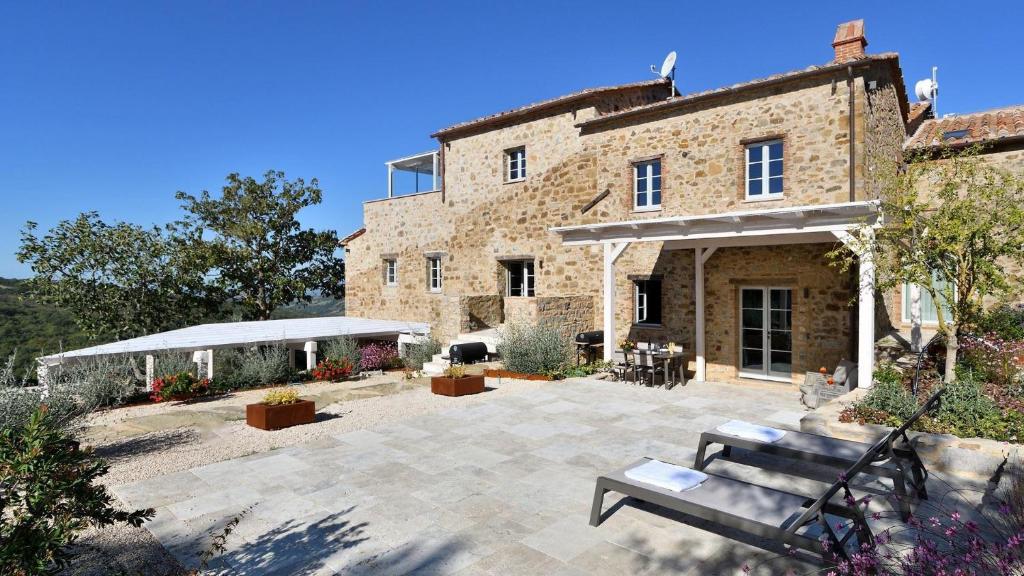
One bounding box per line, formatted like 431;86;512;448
449;342;489;365
574;331;604;345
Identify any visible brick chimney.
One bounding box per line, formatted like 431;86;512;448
832;19;867;62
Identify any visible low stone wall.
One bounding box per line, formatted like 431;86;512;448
537;296;596;341
801;388;1009;483
503;297;538;326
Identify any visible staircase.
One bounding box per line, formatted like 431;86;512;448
422;327;502;376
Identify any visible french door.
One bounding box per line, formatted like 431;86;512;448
739;287;793;380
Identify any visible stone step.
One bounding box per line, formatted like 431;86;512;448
422;359;449;376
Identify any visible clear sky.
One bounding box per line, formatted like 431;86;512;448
2;1;1022;278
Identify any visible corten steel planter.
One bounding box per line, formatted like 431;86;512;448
483;369;554;381
431;375;486;396
246;400;316;430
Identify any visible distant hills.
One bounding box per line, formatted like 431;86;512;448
0;277;344;380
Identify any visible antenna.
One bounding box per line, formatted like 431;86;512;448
913;66;939;117
650;51;678;97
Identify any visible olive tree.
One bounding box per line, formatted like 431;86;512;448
832;146;1024;382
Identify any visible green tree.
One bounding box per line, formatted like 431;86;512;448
832;146;1024;382
0;407;154;575
16;213;217;341
175;170;345;320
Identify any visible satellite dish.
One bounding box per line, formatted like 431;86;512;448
915;78;936;101
659;51;677;78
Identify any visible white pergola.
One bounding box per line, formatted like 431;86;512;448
550;200;884;388
38;316;430;390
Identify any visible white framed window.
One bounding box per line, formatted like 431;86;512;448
633;159;662;210
384;259;397;286
428;257;442;292
902;274;953;325
505;260;535;297
634;279;662;325
506;147;526;182
745;140;783;200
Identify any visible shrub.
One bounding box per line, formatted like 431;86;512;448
234;343;292;387
976;304;1024;341
261;388;300;406
0;353;85;434
443;365;466;379
497;321;571;375
0;407;153;574
152;351;195;379
55;355;140;409
321;336;362;370
859;365;918;421
311;358;353;382
402;337;443;370
960;333;1024;389
149;372;210;403
933;367;1000;435
358;342;399;371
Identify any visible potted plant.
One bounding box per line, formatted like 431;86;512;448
431;365;485;397
150;372;210;403
246;388;315;430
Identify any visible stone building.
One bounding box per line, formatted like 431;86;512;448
343;19;1023;387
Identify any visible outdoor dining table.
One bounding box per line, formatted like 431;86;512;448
615;348;687;389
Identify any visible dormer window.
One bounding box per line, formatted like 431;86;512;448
506;147;526;182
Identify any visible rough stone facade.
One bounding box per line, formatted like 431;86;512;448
346;58;915;385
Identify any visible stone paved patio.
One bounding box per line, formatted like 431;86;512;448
111;378;893;575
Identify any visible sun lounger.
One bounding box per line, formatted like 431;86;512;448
693;387;944;521
589;431;897;564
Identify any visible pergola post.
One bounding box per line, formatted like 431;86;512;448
909;283;923;352
304;341;318;369
206;349;214;381
602;242;629;362
834;229;876;389
695;246;717;382
145;354;155;391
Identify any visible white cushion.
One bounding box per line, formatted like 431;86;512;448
834;359;857;387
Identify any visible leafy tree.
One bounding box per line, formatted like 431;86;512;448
0;407;154;575
16;213;217;341
175;170;345;320
832;146;1024;382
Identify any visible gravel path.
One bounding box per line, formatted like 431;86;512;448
65;374;553;575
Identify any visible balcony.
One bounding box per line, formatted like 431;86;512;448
386;150;439;198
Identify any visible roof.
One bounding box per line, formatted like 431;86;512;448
576;54;908;131
339;228;366;246
549;201;880;246
39;316;430;364
430;78;672;139
905;105;1024;149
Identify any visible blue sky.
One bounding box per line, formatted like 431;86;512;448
1;1;1021;278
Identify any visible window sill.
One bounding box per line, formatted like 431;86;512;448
384;283;398;288
632;323;665;329
504;295;537;299
428;288;443;294
504;177;526;185
742;195;785;203
631;206;663;214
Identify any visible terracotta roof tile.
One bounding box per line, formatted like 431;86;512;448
430;78;672;139
339;228;365;246
905;105;1024;149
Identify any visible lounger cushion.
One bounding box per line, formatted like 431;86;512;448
834;359;857;388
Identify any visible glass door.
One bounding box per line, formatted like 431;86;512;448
739;287;793;380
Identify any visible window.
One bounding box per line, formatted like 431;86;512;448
505;260;535;297
506;147;526;181
384;259;397;286
428;257;442;292
633;159;662;210
634;279;662;325
745;140;783;199
902;274;953;325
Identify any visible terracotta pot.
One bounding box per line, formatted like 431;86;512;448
246;400;316;430
431;375;486;396
483;369;554;381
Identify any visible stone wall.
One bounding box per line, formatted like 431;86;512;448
503;297;538;327
537;296;596;342
460;295;503;333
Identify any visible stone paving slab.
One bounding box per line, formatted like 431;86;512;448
112;378;905;575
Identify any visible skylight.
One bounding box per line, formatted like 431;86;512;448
942;129;970;140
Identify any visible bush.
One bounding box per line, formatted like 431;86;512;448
976;304;1024;341
933;367;1000;435
402;337;443;370
311;358;354;382
0;354;85;434
149;372;210;403
0;407;153;574
358;342;399;371
55;355;140;409
860;365;918;421
321;336;362;370
960;333;1024;389
152;351;195;379
234;343;292;387
497;321;571;375
261;388;300;406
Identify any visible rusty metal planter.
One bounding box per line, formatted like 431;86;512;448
246;400;316;430
431;375;485;396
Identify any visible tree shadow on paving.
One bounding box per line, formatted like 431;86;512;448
336;537;471;575
93;427;200;463
214;506;371;574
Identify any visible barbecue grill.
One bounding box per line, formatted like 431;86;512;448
449;342;489;365
574;330;604;365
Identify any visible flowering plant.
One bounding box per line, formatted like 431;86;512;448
311;358;353;382
150;372;210;403
358;342;399;371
